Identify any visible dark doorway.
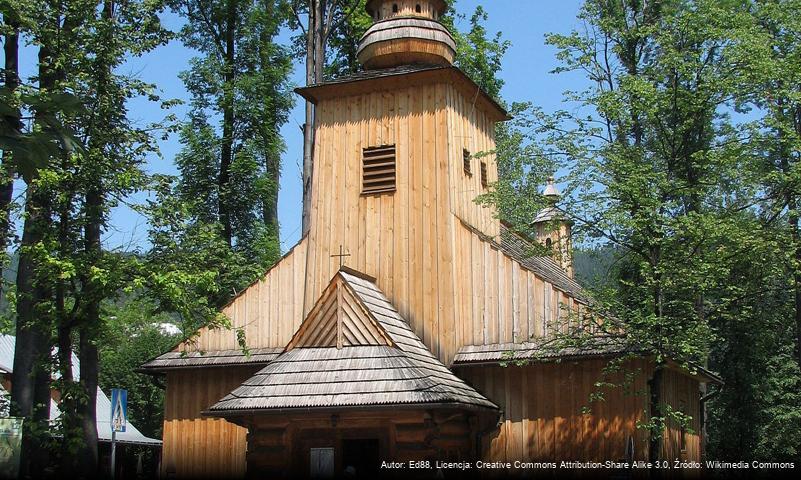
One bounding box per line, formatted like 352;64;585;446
341;438;380;478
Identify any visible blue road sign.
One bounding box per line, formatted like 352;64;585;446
110;389;127;433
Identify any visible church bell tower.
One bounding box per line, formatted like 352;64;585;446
295;0;508;363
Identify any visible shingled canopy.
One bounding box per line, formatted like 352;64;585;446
205;269;497;415
139;347;282;372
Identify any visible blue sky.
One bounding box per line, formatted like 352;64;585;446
16;0;588;253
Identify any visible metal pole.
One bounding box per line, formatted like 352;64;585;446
111;429;117;480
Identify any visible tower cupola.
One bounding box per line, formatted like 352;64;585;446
532;177;574;278
358;0;456;69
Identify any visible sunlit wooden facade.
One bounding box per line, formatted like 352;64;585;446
142;1;719;477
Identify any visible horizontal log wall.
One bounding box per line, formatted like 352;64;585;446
245;410;474;476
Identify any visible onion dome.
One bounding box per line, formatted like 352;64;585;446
358;0;456;70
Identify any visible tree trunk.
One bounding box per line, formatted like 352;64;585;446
75;118;103;480
219;0;237;247
0;13;20;261
791;206;801;368
793;104;801;369
12;39;57;479
12;185;53;479
56;185;78;475
74;2;114;474
77;326;99;477
263;154;280;233
301;0;317;236
258;3;280;238
648;364;664;467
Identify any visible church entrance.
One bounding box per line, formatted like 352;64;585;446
239;409;486;478
293;427;387;479
342;438;380;477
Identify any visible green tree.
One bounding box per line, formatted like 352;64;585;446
485;0;774;461
442;2;509;103
174;0;292;258
170;0;294;300
703;0;801;461
5;0;169;476
98;296;179;438
322;0;371;78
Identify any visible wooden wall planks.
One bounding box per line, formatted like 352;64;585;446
457;360;703;465
184;237;308;352
182;78;587;364
660;367;703;462
162;367;262;478
300;79;575;365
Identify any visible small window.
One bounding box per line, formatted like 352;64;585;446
463;149;472;175
545;237;552;249
392;3;398;13
416;4;422;13
480;161;488;187
362;145;396;195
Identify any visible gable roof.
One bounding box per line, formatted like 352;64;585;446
205;269;497;414
284;273;394;350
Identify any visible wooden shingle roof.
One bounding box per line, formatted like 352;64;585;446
497;223;589;302
453;336;633;365
139;347;282;372
206;269;497;414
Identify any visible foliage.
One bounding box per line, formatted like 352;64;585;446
483;0;801;459
442;2;509;103
2;0;173;474
702;0;801;461
323;0;372;78
97;296;179;438
0;88;85;182
169;0;294;302
143;175;258;334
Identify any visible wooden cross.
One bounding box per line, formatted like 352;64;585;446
331;245;351;268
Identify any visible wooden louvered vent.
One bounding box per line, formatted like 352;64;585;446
362;145;396;195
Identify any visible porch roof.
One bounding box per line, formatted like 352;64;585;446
205;269;497;414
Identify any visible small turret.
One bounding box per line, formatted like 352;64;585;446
358;0;456;69
532;177;574;278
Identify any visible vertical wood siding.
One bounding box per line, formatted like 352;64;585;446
458;360;703;465
660;368;703;462
161;367;262;478
300;81;570;365
186;237;308;351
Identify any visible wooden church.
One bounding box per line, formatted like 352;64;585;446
141;1;720;477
